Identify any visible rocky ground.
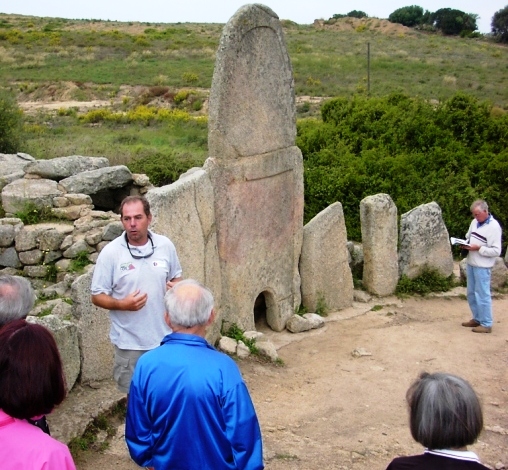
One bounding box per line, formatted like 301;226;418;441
57;290;507;470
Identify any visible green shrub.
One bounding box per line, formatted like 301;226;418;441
0;89;23;153
395;267;455;296
315;293;328;316
14;202;54;225
38;306;54;317
174;89;190;104
295;304;308;316
182;72;198;84
388;6;424;27
127;151;205;186
68;402;125;458
347;10;368;19
192;99;203;111
492;5;508;42
298;92;508;253
297;102;310;114
44;264;58;283
68;251;92;273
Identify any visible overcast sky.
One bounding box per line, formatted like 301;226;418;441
1;1;505;33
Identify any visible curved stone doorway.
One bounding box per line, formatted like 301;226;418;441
253;290;277;331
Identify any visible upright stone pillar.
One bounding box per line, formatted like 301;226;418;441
300;202;353;312
72;271;114;383
399;201;454;279
360;194;398;296
147;170;222;342
206;4;304;331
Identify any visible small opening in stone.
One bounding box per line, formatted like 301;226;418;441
254;293;267;329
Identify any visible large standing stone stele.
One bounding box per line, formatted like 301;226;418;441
205;4;303;332
208;4;296;158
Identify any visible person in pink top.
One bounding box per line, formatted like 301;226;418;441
0;319;76;470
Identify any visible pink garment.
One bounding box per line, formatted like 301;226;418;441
0;409;76;470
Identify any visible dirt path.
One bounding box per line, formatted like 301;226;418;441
74;294;508;469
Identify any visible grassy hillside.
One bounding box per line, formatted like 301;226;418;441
1;13;507;105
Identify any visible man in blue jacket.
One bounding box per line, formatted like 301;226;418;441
125;279;264;470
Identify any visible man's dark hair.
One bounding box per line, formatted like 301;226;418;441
120;195;151;217
0;320;66;419
407;372;483;449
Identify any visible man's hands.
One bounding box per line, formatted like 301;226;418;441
166;277;183;290
91;291;147;311
122;289;148;311
462;244;481;251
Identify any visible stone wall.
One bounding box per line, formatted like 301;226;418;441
0;153;153;390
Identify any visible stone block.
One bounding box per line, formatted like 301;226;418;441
23;265;49;278
0;246;21;268
72;271;114;383
0;224;15;247
491;257;508;290
28;314;80;391
1;178;64;214
399;202;454;279
59;165;132;195
147;169;222;342
18;248;43;265
360;194;399;296
24;155;109;179
300;202;353;312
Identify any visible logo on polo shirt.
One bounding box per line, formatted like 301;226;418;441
120;263;136;271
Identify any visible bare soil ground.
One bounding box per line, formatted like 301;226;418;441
17;84;325;115
73;293;508;470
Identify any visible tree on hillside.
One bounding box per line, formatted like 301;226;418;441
388;5;424;27
347;10;368;19
429;8;478;35
492;5;508;42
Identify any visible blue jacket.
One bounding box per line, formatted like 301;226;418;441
126;333;264;470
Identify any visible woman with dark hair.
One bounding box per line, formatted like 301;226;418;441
0;319;76;469
386;372;489;469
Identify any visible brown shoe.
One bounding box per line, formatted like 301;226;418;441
472;326;492;333
462;319;480;327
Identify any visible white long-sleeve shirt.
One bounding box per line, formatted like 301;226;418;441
465;214;502;268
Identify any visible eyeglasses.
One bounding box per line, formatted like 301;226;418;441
125;233;155;259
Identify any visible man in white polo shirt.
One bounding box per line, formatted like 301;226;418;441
91;195;182;392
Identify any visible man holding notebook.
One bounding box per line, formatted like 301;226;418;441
460;199;502;333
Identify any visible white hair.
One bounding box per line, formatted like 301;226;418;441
0;274;36;327
164;279;214;328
